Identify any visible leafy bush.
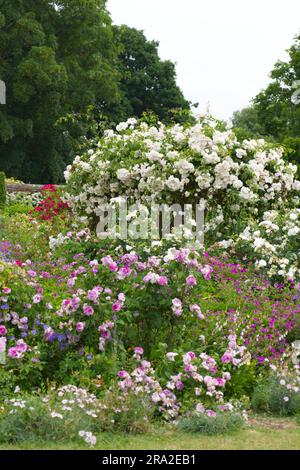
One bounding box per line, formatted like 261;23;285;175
3;203;32;216
235;208;300;281
99;388;155;434
0;383;155;445
65;115;300;283
0;171;6;208
0;394;97;445
178;412;244;434
30;184;69;222
6;191;42;208
252;376;300;416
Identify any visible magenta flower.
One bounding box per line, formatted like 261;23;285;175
83;305;94;316
87;288;100;302
206;410;217;418
27;270;37;277
134;347;144;356
117;370;129;378
214;377;226;387
8;339;28;359
0;325;7;336
221;352;233;364
112;301;122;312
176;381;184;390
2;287;11;294
158;276;168;286
119;266;131;277
200;264;213;280
76;322;85;333
186;275;197;286
172;298;183;316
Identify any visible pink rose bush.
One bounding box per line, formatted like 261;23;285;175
1;239;299;408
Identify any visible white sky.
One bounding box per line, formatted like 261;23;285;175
107;0;300;120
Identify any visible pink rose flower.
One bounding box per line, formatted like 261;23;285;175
186;275;197;286
83;305;94;316
76;322;85;333
0;325;7;336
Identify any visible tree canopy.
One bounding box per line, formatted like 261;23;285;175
104;25;191;125
232;33;300;167
0;1;190;183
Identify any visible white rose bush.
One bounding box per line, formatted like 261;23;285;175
65;114;300;281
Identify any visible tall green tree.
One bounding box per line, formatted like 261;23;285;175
232;33;300;167
0;0;119;182
0;4;191;182
104;25;191;124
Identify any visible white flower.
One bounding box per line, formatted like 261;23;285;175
256;259;267;268
116;168;131;184
287;226;299;237
165;176;182;191
50;412;63;419
116;122;128;132
174;159;195;174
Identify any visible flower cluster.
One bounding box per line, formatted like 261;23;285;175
234;208;300;281
6;191;43;207
118;349;180;419
30;185;69;222
65;115;299;251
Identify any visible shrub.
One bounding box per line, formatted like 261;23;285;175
0;383;155;445
178;412;244;434
0;399;96;445
6;191;43;208
0;172;6;208
99;388;155;434
65;115;300;284
0;387;99;445
234;208;300;281
30;185;69;222
251;376;300;416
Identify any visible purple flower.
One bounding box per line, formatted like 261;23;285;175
0;325;7;336
112;301;122;312
83;305;94;316
76;322;85;333
158;276;168;286
221;352;233;364
186;275;197;287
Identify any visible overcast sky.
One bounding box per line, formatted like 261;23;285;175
107;0;300;120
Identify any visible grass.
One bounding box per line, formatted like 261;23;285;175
0;418;299;450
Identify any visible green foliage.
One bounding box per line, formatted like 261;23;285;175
225;362;258;399
178;412;244;435
0;212;61;261
103;26;191;126
0;0;119;183
232;32;300;169
0;396;94;444
0;386;154;445
3;204;32;215
251;377;300;416
0;4;190;183
0;171;6;207
99;389;155;434
232;107;266;140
